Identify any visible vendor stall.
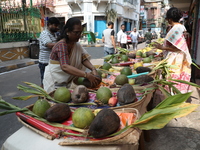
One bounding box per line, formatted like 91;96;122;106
1;40;199;150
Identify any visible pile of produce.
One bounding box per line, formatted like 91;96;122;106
0;91;199;141
1;38;200;145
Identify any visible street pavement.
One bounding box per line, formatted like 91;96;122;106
0;42;200;150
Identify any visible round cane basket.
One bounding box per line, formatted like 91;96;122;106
17;104;141;146
59;108;141;146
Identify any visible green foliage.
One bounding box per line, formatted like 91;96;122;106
82;31;96;43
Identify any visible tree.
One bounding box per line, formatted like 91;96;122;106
105;5;117;23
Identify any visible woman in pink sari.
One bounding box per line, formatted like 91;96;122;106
154;7;192;93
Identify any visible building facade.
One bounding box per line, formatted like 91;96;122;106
46;0;141;39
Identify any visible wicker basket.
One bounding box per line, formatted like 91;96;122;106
17;105;141;147
109;84;155;115
59;108;141;146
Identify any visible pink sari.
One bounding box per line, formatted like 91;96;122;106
164;24;192;93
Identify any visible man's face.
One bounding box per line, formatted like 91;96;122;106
110;24;114;29
121;25;125;31
49;24;60;33
134;28;136;32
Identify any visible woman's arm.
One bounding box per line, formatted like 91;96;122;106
60;64;86;77
154;42;181;52
60;60;100;87
82;59;98;75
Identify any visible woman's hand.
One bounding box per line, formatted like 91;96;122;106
86;72;101;88
154;42;164;50
91;68;98;76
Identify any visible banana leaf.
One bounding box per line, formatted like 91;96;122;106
13;95;40;100
108;92;199;136
17;84;43;95
156;92;191;109
131;103;198;130
170;79;200;88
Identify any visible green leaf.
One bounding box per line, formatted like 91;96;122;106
157;85;171;99
131;103;198;130
140;87;157;92
170;79;200;88
24;82;48;94
0;108;27;116
171;85;181;94
192;62;200;70
156;92;192;109
13;95;40;100
82;31;96;43
17;84;42;95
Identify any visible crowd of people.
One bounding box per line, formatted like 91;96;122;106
38;7;192;94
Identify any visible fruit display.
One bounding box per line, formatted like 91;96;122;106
120;54;128;61
102;62;112;70
133;62;143;70
96;87;112;104
136;67;152;74
117;84;136;105
72;107;95;129
2;42;200;145
45;103;71;122
71;85;89;103
32;99;51;118
88;109;120;138
120;67;132;76
54;87;71;103
111;56;120;64
134;75;154;85
114;74;129;85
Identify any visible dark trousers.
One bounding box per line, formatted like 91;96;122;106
120;43;127;49
38;62;48;84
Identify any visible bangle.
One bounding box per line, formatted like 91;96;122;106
84;72;87;78
91;67;96;71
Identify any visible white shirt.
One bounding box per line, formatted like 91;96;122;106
117;30;127;44
130;31;141;43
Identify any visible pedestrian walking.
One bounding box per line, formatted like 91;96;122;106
144;28;153;46
130;28;141;51
102;21;117;56
38;17;60;87
117;24;129;49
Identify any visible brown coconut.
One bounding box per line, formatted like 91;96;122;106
117;83;136;105
88;109;120;138
71;85;89;103
45;103;71;122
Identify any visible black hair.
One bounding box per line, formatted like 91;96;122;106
121;24;125;27
108;21;114;26
47;17;60;26
148;28;151;31
166;7;183;22
57;17;81;41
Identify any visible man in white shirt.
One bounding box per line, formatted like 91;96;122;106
130;28;141;51
117;24;129;49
